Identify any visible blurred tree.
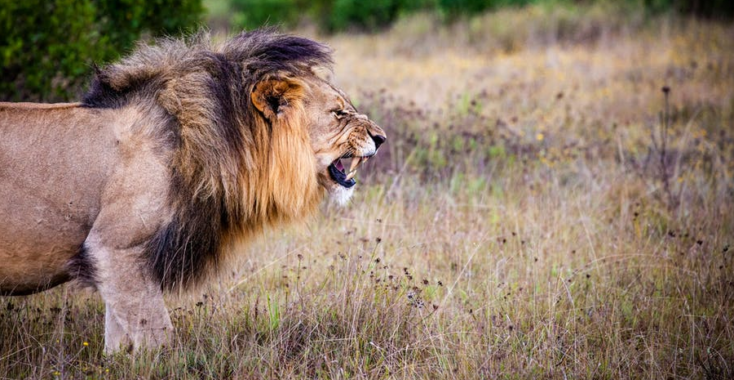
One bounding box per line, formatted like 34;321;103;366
0;0;203;102
229;0;434;33
327;0;401;32
598;0;733;18
230;0;303;30
315;0;435;32
660;0;733;18
437;0;493;18
96;0;204;57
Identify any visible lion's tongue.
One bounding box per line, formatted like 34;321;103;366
335;159;345;172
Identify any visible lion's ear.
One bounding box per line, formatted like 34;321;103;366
251;78;304;120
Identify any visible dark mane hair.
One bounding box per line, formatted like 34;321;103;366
83;30;332;290
83;29;332;108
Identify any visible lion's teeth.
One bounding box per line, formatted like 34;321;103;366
349;157;360;173
346;157;361;180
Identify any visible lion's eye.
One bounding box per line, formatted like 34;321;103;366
332;109;347;118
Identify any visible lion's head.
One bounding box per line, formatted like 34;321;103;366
86;30;385;210
81;30;386;289
250;75;386;206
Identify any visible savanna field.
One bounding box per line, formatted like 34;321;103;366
2;5;734;379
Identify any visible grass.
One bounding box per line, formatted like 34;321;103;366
2;6;734;379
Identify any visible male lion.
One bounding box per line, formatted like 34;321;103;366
0;30;386;353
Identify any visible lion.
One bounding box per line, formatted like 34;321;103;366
0;30;386;353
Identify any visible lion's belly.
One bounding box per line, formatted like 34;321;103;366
0;242;81;296
0;182;92;295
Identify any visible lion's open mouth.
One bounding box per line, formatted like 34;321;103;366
328;154;370;188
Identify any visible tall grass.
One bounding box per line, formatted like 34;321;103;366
2;8;733;379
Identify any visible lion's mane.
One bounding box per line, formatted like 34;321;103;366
82;30;332;290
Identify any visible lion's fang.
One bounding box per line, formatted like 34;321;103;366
346;157;362;180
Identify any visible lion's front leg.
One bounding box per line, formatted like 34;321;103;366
104;305;131;352
102;283;172;354
82;154;173;353
86;237;173;354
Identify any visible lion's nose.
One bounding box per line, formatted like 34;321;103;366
371;134;386;150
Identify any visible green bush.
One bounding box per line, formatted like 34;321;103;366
230;0;302;30
0;0;203;102
437;0;494;18
229;0;434;33
326;0;401;32
635;0;734;17
322;0;433;32
96;0;204;56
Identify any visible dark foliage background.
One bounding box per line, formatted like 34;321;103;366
0;0;203;102
228;0;734;32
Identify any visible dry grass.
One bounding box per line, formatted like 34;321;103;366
2;7;734;379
